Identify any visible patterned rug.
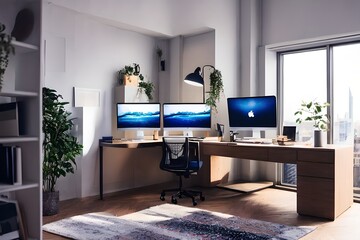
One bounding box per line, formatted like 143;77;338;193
43;204;315;240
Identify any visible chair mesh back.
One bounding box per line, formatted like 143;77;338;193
161;137;189;169
166;143;185;161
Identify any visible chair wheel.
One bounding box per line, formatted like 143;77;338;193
193;201;197;206
200;196;205;201
160;196;165;201
171;197;177;204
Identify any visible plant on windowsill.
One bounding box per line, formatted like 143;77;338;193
206;68;224;112
118;63;143;85
0;22;15;91
294;100;330;147
42;87;83;216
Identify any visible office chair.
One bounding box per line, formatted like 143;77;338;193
159;137;205;206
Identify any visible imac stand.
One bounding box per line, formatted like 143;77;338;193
252;129;261;139
182;130;193;137
135;130;144;140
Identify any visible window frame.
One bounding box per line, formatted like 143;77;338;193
276;40;360;192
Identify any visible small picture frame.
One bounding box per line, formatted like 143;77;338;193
0;198;27;240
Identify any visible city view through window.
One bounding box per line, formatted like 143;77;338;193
281;43;360;197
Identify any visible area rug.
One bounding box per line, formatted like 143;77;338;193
43;203;315;240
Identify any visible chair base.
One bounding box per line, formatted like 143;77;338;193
160;187;205;206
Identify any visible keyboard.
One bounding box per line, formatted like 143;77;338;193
235;138;273;144
189;137;205;141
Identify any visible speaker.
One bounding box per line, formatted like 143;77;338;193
283;126;296;141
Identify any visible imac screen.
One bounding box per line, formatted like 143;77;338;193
163;103;211;130
116;103;160;129
227;96;277;128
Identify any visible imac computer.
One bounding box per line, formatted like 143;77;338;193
227;95;277;138
163;103;211;137
116;103;161;140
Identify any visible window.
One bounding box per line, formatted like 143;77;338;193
279;41;360;197
280;49;327;186
332;43;360;198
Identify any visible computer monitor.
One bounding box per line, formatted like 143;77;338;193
116;103;161;139
227;95;277;138
163;103;211;137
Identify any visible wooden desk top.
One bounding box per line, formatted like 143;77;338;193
99;139;162;148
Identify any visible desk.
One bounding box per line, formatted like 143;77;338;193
194;141;353;220
99;139;353;220
98;139;162;200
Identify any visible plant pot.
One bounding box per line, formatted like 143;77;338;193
123;75;139;86
43;190;59;216
314;130;326;147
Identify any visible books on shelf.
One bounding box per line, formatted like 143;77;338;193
0;145;22;185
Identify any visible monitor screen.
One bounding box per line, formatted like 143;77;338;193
227;96;277;129
116;103;161;129
163;103;211;130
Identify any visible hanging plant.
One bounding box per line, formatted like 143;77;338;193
205;69;223;111
138;79;154;101
0;23;15;91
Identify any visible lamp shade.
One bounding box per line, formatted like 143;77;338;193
184;67;203;87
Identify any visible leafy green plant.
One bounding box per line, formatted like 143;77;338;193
205;69;223;111
294;100;330;131
0;23;15;90
138;80;154;100
42;87;83;192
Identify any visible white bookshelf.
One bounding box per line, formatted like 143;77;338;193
0;1;42;239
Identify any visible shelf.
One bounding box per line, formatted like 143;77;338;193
0;90;38;98
11;40;39;53
0;136;39;143
0;182;39;193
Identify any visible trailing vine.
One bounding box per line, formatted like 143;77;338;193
0;23;15;90
205;69;223;111
138;80;154;101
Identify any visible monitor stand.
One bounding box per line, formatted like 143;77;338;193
243;129;261;139
121;130;146;141
131;130;144;140
252;129;261;139
182;130;193;137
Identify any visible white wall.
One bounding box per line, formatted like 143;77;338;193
48;0;241;137
182;31;215;103
43;0;239;200
43;4;158;199
262;0;360;46
42;0;241;200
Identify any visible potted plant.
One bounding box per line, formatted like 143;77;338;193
205;68;223;112
42;87;83;215
118;63;143;86
294;100;330;147
0;22;15;91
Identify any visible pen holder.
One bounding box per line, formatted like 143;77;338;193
217;123;224;142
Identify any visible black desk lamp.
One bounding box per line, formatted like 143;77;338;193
184;65;215;103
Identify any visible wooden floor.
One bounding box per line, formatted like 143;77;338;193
43;184;360;240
